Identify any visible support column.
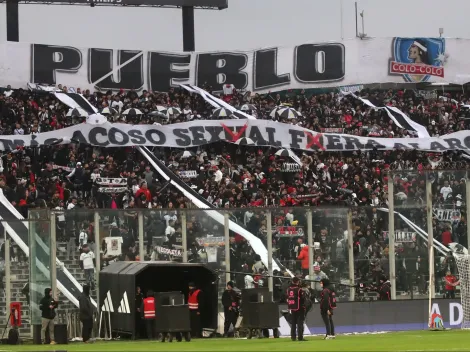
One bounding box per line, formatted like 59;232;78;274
94;212;100;316
182;6;195;52
6;0;19;42
182;212;188;263
347;210;355;301
266;211;273;292
224;213;230;284
5;233;11;329
426;176;435;300
138;212;144;262
466;172;470;250
388;175;396;300
307;210;314;288
50;212;57;298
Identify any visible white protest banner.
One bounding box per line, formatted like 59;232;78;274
273;226;305;237
339;85;364;93
196;236;225;247
178;170;198;178
382;231;417;243
321;128;344;133
416;90;438;100
282;163;302;172
2;37;467;94
95;178;128;186
98;186;127;193
3;120;470;153
52;164;73;172
156;246;183;258
434;209;461;222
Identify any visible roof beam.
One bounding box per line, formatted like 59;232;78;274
0;0;228;9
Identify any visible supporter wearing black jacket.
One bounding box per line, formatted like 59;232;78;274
320;279;335;340
221;281;240;337
39;288;58;344
378;275;391;301
79;285;94;343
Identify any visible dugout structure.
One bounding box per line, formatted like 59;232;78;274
99;262;218;338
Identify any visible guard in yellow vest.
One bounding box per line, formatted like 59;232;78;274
188;282;202;338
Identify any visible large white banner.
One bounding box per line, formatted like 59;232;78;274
2;119;470;152
1;37;468;93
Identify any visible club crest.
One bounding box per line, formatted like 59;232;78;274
390;37;446;83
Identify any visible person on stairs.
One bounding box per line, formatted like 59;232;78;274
39;288;58;345
80;244;96;290
79;285;94;343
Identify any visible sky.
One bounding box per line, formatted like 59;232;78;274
0;0;467;51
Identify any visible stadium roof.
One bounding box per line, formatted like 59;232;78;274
0;0;228;9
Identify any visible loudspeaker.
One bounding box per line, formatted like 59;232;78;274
241;288;272;303
241;288;279;329
154;292;190;332
242;302;280;328
7;329;19;345
33;323;68;344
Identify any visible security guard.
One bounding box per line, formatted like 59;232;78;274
287;277;306;341
188;282;203;338
141;289;156;340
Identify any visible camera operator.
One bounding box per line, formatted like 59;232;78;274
287;277;307;342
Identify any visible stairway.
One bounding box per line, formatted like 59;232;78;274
0;241;93;339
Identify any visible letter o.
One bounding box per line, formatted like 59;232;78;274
464;136;470;149
145;129;166;145
108;127;129;145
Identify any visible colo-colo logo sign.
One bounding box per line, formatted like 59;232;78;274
30;43;345;93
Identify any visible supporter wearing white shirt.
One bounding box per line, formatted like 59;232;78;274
440;181;453;200
214;168;223;183
79;244;95;289
165;221;176;242
79;228;88;249
111;100;123;112
163;211;177;226
67;198;77;210
90;169;100;182
13;123;24;135
223;84;235;95
245;274;255;289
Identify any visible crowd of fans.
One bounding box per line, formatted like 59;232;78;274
0;84;468;300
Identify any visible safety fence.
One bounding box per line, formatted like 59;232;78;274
0;168;467;340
